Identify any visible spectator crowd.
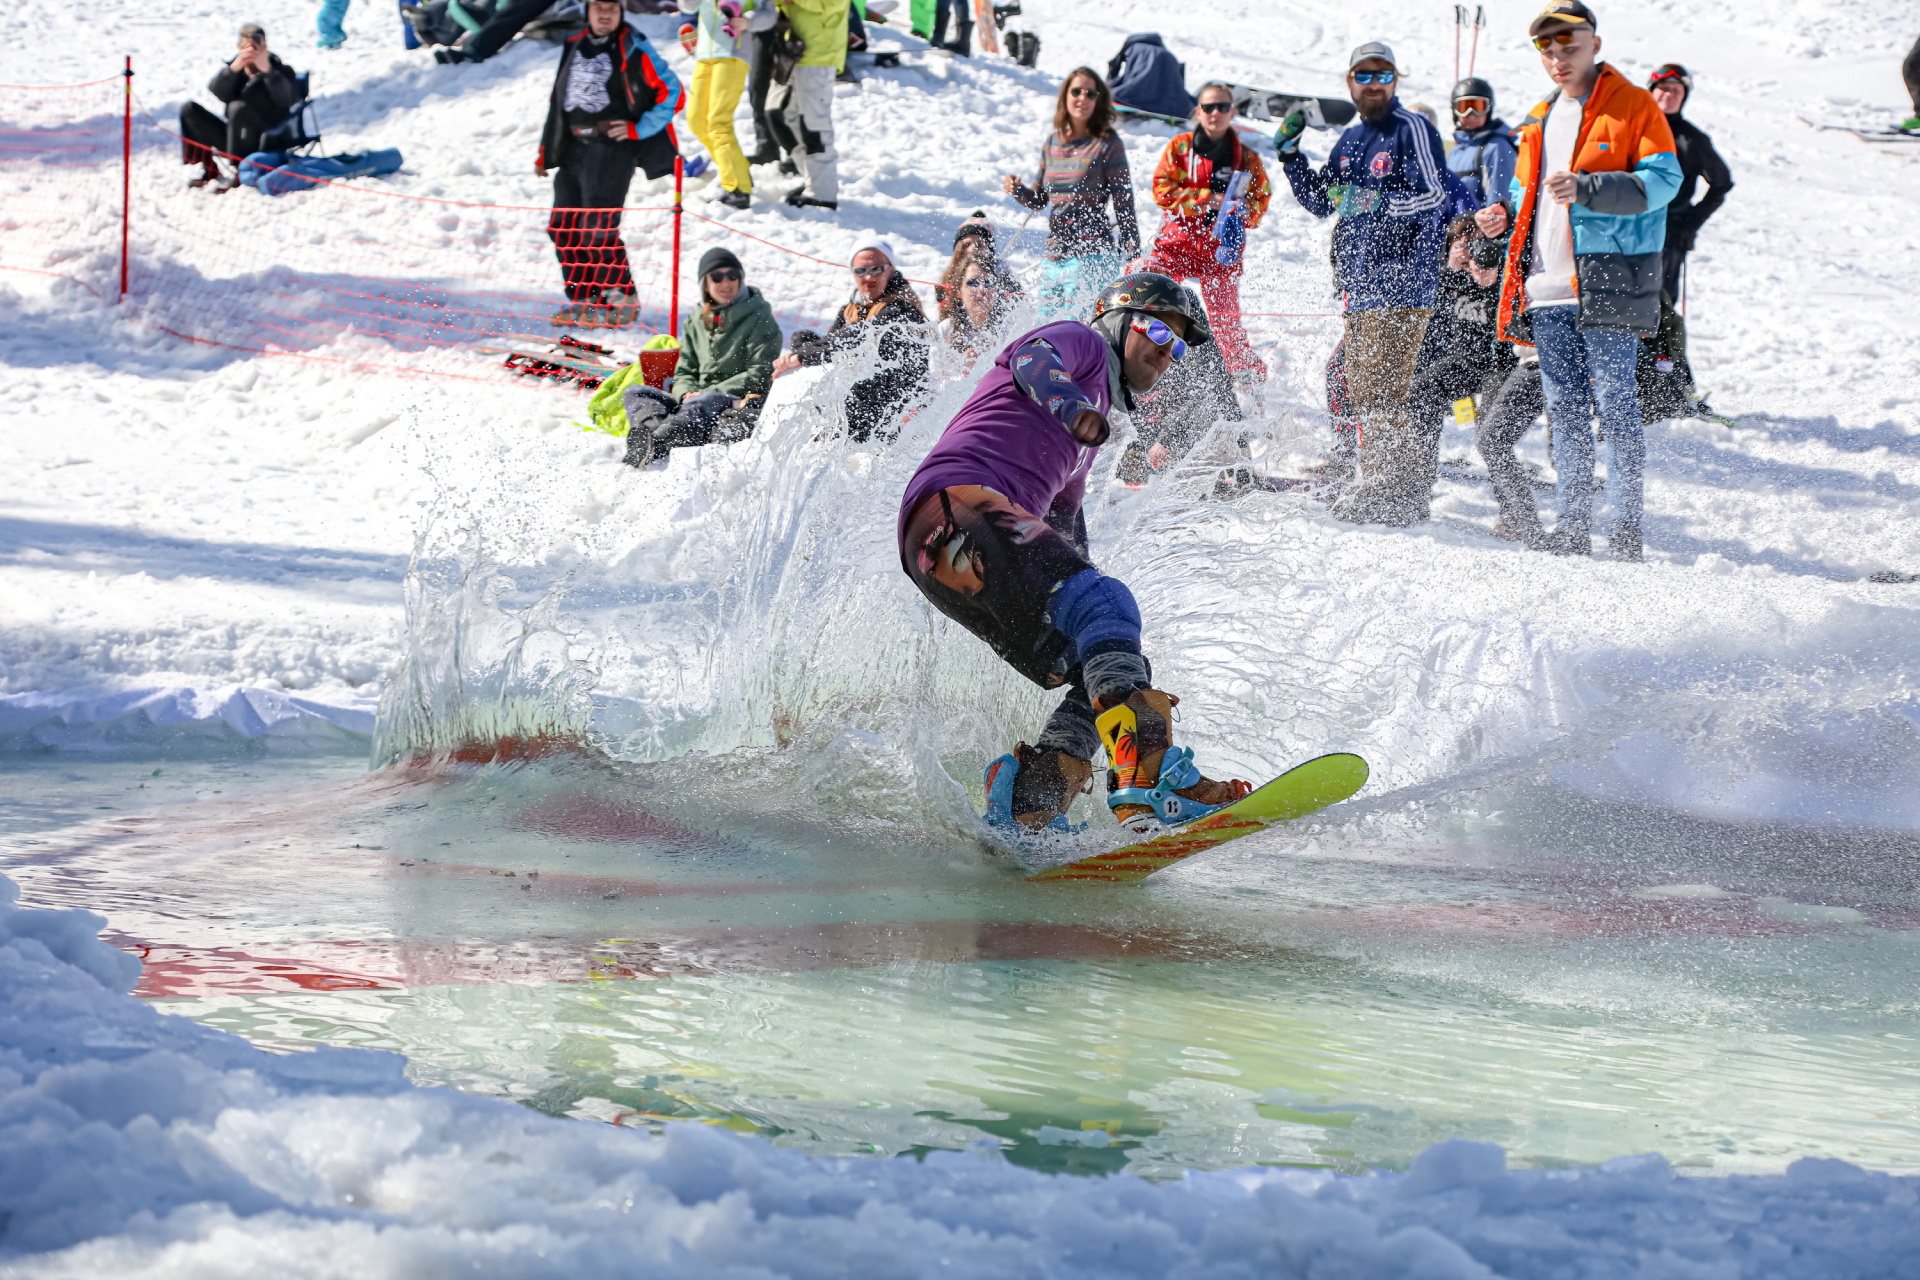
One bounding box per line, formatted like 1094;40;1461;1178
175;0;1757;565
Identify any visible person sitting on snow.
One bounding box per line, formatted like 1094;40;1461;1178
536;0;682;328
771;237;930;442
623;247;785;464
178;22;303;189
898;271;1250;840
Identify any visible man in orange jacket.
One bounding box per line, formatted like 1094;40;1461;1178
1474;0;1679;562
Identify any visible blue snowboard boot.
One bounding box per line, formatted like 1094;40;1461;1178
982;743;1092;839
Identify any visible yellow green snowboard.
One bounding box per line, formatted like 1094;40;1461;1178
1027;753;1369;884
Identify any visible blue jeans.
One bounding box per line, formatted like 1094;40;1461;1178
317;0;351;46
1531;303;1643;539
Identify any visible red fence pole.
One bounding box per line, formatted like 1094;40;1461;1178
669;156;683;338
120;56;132;301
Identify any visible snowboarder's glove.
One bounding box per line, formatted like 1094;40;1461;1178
718;1;743;38
1274;111;1307;161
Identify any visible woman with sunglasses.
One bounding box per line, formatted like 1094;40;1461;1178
772;237;930;442
627;247;785;460
1002;68;1139;322
934;242;1014;375
898;272;1250;844
1146;82;1272;381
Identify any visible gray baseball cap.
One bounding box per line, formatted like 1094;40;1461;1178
1348;41;1398;72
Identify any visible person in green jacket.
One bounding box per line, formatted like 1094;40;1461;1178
774;0;848;208
624;247;785;461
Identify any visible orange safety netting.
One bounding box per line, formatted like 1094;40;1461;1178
0;74;911;386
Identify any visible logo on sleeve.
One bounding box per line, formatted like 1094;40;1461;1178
1048;368;1072;383
1015;355;1034;369
1369;150;1393;177
1047;397;1066;415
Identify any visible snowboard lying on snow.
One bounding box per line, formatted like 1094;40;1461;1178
1796;116;1920;144
1027;752;1369;883
476;335;622;389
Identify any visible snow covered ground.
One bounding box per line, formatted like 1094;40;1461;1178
4;0;1920;1272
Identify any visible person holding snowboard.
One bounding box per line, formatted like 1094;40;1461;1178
1446;77;1519;207
1147;82;1273;382
1275;41;1459;526
898;272;1250;838
536;0;683;328
1473;0;1680;561
1003;69;1140;322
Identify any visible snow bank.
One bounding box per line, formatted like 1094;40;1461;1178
4;873;1918;1276
0;686;373;757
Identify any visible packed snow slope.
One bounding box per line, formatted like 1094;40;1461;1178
5;871;1920;1277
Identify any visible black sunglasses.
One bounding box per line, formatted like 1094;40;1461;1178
1067;86;1100;99
1197;101;1233;114
706;269;742;283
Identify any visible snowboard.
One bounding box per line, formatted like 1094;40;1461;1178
1026;752;1369;883
1795;116;1920;144
971;0;1000;55
1219;84;1357;130
477;336;622;389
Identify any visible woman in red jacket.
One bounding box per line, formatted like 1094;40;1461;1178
1148;82;1272;379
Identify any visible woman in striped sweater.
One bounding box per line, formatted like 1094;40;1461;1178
1002;68;1140;321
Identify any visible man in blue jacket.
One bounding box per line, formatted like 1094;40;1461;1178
536;0;682;328
1278;41;1460;526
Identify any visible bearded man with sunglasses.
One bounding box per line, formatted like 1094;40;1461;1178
898;273;1250;842
1278;42;1459;527
1473;0;1680;562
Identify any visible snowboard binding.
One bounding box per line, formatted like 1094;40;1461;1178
982;747;1088;842
1104;745;1238;830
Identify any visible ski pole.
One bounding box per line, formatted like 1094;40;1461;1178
1468;6;1485;77
1453;5;1466;85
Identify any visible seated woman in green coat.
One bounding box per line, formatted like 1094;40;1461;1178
624;246;785;461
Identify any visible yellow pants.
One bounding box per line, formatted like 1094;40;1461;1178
687;57;751;195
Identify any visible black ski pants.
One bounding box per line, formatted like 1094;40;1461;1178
548;142;637;302
462;0;550;61
1475;362;1548;541
748;30;779;156
179;99;278;164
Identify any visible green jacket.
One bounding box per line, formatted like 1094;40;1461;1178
779;0;850;70
675;284;784;400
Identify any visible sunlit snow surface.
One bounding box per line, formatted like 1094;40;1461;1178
4;0;1920;1272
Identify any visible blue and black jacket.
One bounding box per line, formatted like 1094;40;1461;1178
1282;98;1456;312
1448;119;1519;208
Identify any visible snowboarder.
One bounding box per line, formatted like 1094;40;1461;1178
1274;40;1460;526
897;272;1250;838
677;0;762;210
1147;82;1273;381
1003;69;1140;322
1446;77;1519;207
1473;0;1680;562
178;23;303;188
536;0;683;328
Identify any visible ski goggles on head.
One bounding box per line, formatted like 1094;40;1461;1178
1453;96;1491;115
1350;70;1396;85
1130;314;1187;360
1647;63;1693;91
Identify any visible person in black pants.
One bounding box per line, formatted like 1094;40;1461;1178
1408;218;1512;504
931;0;972;56
1645;64;1733;300
433;0;550;62
1474;358;1548;548
177;23;302;187
535;0;682;326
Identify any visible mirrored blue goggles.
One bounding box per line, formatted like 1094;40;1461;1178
1130;314;1187;360
1351;70;1397;85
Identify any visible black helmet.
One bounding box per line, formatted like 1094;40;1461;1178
1450;77;1494;117
1646;63;1692;103
1090;271;1213;346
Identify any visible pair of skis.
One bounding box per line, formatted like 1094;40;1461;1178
1454;5;1486;83
1796;116;1920;144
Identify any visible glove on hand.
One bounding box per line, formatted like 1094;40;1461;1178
718;1;743;38
1274;111;1306;161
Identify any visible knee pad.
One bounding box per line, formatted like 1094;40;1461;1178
1048;568;1141;654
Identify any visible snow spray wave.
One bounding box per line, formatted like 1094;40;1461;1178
374;323;1920;839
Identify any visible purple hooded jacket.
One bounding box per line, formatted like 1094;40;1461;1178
896;321;1112;558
